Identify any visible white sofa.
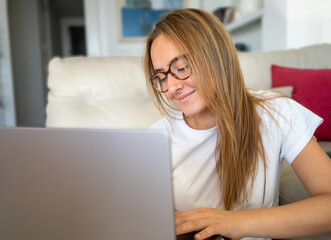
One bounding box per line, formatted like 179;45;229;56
46;44;331;240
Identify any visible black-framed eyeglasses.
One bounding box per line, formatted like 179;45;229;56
150;55;191;93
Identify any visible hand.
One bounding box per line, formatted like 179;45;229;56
175;208;246;240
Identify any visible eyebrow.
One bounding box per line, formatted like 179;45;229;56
153;68;164;74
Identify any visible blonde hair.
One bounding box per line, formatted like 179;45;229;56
144;8;268;210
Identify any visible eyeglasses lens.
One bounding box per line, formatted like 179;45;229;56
152;57;191;92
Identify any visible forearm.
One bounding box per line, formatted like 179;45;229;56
241;193;331;239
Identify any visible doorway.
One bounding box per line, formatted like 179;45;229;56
7;0;86;127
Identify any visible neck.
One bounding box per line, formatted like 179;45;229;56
184;110;216;130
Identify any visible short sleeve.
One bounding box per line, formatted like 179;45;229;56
150;119;166;130
277;98;323;164
149;116;172;131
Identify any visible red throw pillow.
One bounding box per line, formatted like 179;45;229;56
271;65;331;140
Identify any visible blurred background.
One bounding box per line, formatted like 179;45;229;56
0;0;330;128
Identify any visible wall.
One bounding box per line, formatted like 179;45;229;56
8;0;46;127
84;0;331;56
84;0;202;57
286;0;331;49
262;0;331;51
84;0;146;57
200;0;236;12
83;0;259;56
0;0;16;126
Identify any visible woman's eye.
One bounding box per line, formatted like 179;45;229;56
177;64;188;72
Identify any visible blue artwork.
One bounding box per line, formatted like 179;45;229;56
121;0;184;38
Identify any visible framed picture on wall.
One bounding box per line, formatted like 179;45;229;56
117;0;186;42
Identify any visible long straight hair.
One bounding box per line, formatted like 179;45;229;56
144;8;268;210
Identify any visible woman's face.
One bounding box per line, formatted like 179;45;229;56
150;35;215;127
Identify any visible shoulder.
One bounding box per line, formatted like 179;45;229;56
149;111;183;131
251;89;319;122
253;90;323;163
150;118;168;130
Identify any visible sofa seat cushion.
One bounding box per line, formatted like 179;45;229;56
46;98;161;129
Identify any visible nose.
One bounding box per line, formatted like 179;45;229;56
166;74;184;93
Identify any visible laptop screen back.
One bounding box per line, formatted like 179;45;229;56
0;127;175;240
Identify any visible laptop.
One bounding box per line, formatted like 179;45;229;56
0;127;176;240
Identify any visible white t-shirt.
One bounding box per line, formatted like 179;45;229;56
150;91;322;239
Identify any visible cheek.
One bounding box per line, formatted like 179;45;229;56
163;91;172;101
186;74;196;88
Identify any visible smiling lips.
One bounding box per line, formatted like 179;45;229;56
177;90;196;103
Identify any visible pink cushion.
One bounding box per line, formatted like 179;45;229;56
271;65;331;140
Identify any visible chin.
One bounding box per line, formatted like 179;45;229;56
175;95;209;119
181;105;206;118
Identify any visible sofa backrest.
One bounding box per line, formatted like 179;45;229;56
46;56;162;128
238;43;331;89
46;44;331;129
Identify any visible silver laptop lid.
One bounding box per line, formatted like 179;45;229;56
0;127;175;240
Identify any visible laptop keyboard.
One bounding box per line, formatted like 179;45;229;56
176;232;231;240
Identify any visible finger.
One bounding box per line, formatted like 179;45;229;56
175;208;210;225
176;217;213;235
176;219;201;235
193;224;221;240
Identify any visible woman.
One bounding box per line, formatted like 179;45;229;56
143;8;331;240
